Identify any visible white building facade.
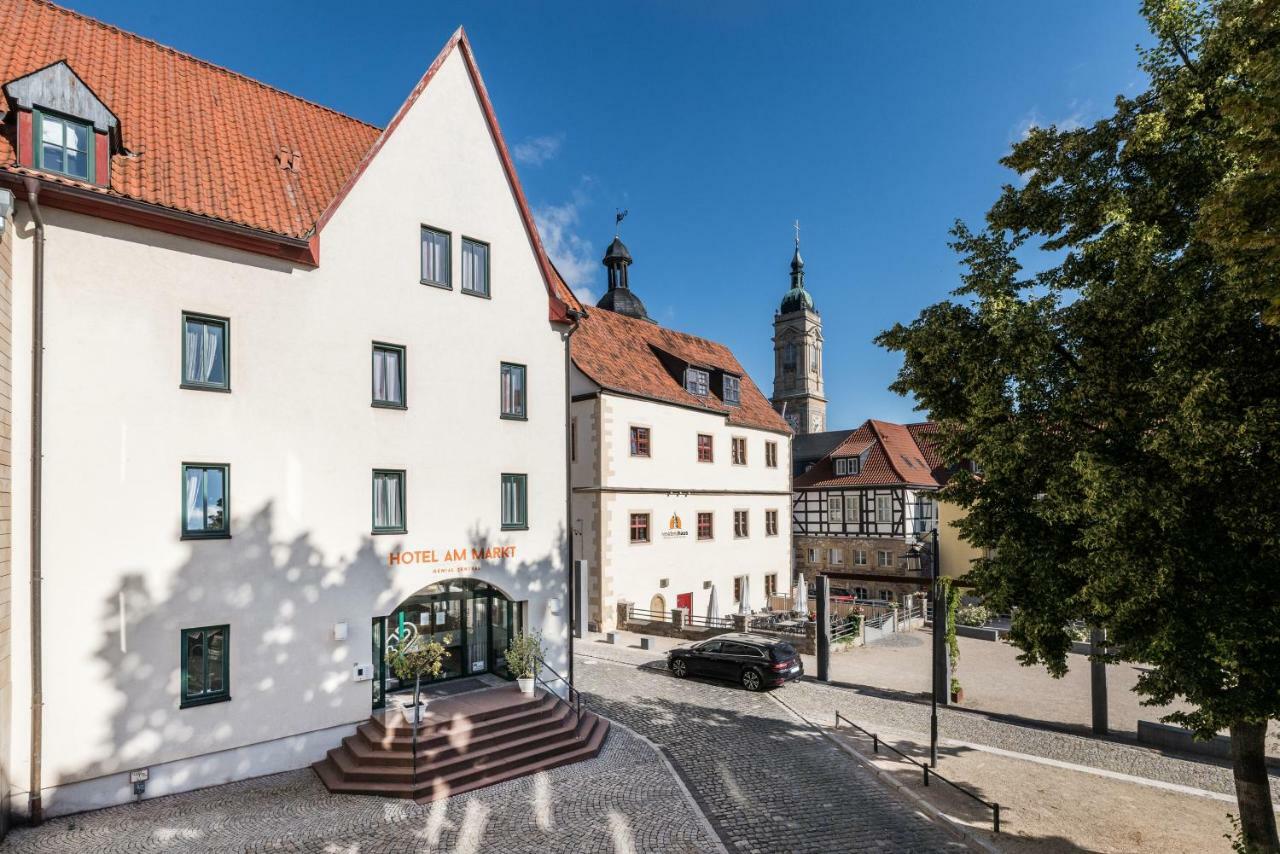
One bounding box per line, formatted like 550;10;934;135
570;238;793;631
0;4;577;821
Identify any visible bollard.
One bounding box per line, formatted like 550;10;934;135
872;734;879;754
993;802;1001;833
816;575;831;682
923;765;930;787
606;632;618;645
639;637;652;651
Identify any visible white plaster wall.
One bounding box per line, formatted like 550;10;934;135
576;392;791;629
5;48;569;814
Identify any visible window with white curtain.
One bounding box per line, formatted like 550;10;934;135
876;494;893;524
372;343;405;407
501;363;526;418
372;470;405;533
843;495;858;523
181;313;229;390
501;474;527;529
421;226;451;287
182;463;229;538
462;238;490;296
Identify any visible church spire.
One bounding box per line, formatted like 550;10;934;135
790;219;805;289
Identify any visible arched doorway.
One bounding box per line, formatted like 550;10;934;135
372;579;521;709
649;594;666;617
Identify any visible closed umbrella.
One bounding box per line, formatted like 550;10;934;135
794;573;808;615
739;575;751;615
707;585;720;624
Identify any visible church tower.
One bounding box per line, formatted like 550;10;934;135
771;227;826;433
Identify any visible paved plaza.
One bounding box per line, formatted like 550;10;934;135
0;723;720;854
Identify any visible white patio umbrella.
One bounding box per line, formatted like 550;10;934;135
707;585;720;623
738;575;751;615
794;573;808;615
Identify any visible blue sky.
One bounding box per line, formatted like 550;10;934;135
75;0;1152;426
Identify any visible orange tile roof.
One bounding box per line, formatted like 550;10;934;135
572;306;790;434
0;0;380;238
795;418;944;489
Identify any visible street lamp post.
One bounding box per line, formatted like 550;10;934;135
908;528;945;768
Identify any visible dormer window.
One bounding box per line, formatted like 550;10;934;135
833;457;861;476
685;368;709;396
723;375;741;406
36;110;92;181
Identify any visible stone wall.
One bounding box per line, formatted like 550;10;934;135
794;534;929;601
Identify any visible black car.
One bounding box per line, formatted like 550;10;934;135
667;633;804;691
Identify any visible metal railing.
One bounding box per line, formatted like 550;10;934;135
834;712;1001;834
535;655;583;719
831;618;861;643
623;605;733;630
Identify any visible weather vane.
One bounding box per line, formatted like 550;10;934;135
615;208;629;237
794;219;801;248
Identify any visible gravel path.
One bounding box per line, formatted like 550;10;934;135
579;641;1279;804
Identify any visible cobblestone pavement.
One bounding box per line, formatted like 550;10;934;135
581;640;1279;804
0;725;719;854
575;653;968;853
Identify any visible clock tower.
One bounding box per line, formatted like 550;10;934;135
771;227;826;434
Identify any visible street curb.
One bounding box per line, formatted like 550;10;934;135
601;717;731;854
768;692;1003;854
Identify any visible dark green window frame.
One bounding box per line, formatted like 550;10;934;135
461;237;491;298
420;225;452;289
501;473;528;530
372;342;407;409
182;463;230;540
500;362;527;420
180;624;230;708
372;469;406;534
181;311;230;392
34;108;94;182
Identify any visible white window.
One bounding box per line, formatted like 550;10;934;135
827;495;843;523
461;238;490;296
806;548;818;564
877;550;893;567
854;549;867;566
879;590;893;602
876;495;893;524
843;495;857;523
685;368;709;396
828;548;843;565
834;458;846;476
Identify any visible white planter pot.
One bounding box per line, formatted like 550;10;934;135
399;700;428;726
517;677;535;695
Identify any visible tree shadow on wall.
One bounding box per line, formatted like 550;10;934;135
65;501;397;788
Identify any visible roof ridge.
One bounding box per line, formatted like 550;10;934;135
30;0;382;132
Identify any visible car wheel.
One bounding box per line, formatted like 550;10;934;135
741;668;763;692
670;659;688;678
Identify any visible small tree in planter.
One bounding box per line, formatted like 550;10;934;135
505;631;545;695
385;624;452;726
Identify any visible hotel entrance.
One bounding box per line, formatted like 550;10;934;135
371;579;522;709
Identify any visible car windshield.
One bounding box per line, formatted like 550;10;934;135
769;643;796;662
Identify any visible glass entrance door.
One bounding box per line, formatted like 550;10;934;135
467;597;489;676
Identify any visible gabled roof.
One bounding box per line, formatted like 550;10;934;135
0;0;579;319
792;429;855;476
795;418;944;489
572;305;790;434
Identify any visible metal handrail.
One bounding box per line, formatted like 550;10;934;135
834;712;1001;833
534;655;582;718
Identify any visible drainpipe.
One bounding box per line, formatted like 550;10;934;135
23;177;45;826
562;307;583;687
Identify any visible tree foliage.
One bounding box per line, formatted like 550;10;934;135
878;1;1280;846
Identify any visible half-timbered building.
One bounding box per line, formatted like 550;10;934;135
791;420;946;601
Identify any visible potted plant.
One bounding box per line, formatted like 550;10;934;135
384;624;452;726
505;631;545;695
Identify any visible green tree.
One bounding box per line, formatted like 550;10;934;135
877;2;1280;848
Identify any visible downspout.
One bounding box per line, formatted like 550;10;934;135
23;177;44;825
562;307;583;687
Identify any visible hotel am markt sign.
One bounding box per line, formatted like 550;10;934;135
388;544;518;573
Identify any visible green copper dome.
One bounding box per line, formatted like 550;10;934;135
779;246;814;313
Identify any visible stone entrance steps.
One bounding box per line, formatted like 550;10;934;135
312;686;609;802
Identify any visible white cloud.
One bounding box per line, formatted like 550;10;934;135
533;177;599;303
513;134;563;167
1013;100;1090;141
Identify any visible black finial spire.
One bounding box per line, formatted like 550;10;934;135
790;219;805;288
